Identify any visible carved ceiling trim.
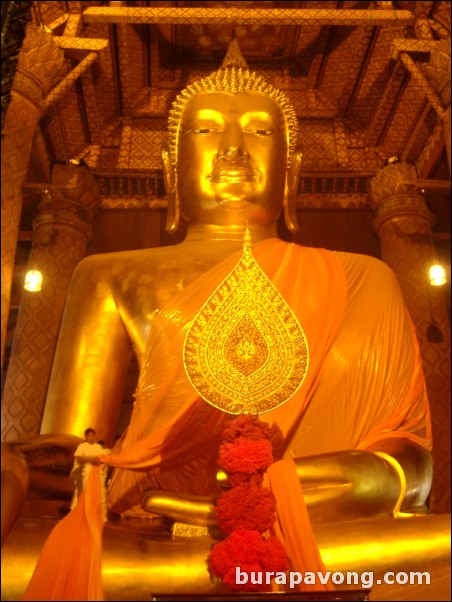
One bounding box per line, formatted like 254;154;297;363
399;99;430;163
52;36;109;52
63;13;83;37
343;26;380;118
398;52;447;119
416;119;448;179
391;38;441;57
429;17;450;39
21;1;450;229
44;51;98;110
361;61;406;148
83;7;415;27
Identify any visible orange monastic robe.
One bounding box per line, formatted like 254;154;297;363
106;239;430;512
23;239;431;600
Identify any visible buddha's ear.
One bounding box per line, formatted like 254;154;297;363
161;140;180;234
283;149;302;234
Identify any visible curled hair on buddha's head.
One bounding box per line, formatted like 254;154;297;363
167;38;299;168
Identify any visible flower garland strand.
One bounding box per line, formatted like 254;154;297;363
209;415;289;592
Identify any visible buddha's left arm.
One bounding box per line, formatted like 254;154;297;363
293;440;432;523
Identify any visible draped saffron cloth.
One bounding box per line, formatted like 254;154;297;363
23;466;104;601
22;240;431;600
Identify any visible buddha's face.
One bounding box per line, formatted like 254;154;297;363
176;91;288;226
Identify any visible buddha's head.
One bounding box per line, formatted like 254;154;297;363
162;39;302;233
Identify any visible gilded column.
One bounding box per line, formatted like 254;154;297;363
1;163;101;441
1;1;32;131
369;162;451;514
1;24;69;368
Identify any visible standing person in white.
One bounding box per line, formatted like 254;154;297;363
70;428;104;512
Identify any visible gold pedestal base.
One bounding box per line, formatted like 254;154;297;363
1;514;450;601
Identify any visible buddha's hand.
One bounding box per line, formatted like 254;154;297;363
4;433;83;500
142;489;218;527
141;442;432;527
2;434;83;546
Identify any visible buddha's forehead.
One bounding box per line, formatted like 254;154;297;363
180;91;286;123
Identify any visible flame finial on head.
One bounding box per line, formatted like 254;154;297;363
220;35;249;70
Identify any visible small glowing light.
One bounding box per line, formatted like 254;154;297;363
429;263;447;286
24;269;42;292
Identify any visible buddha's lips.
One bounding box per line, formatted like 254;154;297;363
216;198;251;211
209;163;257;183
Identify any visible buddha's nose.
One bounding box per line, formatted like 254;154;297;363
218;121;248;161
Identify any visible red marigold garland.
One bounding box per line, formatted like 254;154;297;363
209;415;289;592
216;483;276;534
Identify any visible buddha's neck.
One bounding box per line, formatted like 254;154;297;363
184;223;278;243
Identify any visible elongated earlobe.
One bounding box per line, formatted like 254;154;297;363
165;180;180;234
283;150;303;234
162;142;180;234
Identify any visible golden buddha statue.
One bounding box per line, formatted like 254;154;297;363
2;40;450;600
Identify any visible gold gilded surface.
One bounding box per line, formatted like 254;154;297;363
168;40;298;167
183;230;309;415
83;7;415;27
369;163;451;514
171;523;209;538
1;514;450;601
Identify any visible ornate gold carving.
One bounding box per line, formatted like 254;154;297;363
83;7;414;27
401;102;433;165
63;13;83;37
1;95;39;369
0;19;67;368
52;36;109;52
13;23;70;111
1;0;32;131
369;162;418;207
1;225;93;441
184;230;309;415
1;164;101;441
44;52;98;109
115;22;145;114
398;53;447;120
369;163;432;232
50;162;101;215
101;197;166;210
298;193;368;209
372;195;431;233
362;62;407;148
416;118;447;178
425;39;451;107
171;523;209;538
391;39;439;60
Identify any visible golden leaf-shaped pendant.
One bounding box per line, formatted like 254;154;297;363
183;230;309;415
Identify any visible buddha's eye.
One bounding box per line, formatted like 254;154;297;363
195;128;217;135
245;127;273;136
188;123;222;135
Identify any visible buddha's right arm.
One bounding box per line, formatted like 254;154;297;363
143;442;432;526
40;257;133;441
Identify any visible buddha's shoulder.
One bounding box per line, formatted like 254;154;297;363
73;240;245;284
330;249;399;288
72;245;186;279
